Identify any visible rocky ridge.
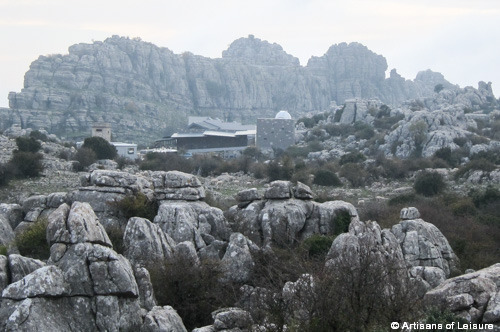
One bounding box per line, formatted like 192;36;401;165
2;35;456;143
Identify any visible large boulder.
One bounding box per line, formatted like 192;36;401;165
391;209;459;277
140;306;187;332
220;233;255;283
2;265;68;300
424;263;500;324
46;202;112;247
154;201;230;250
123;217;175;268
0;204;23;230
8;254;46;283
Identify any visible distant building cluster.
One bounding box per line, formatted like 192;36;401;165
77;123;138;160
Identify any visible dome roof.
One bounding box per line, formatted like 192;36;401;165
275;110;292;119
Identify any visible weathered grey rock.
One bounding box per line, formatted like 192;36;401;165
212;307;254;331
174;241;200;267
0;215;16;252
282;274;315;324
154;200;230;250
94;296;143;332
483;291;500;324
0;204;23;230
163;170;202;188
424;263;500;323
89;169;152;192
225;201;265;246
264;181;293;199
141;306;187;332
198;240;227;262
46;202;112;247
236;188;261;202
400;207;420;220
134;266;156;311
314;200;358;236
123;217;175;268
409;266;446;289
21;195;47;215
391;218;459;277
2;265;68;299
0;255;8;292
8;254;46;283
221;233;255;283
1;297;96;332
68;186;128;213
46;192;69;208
51;242;139;297
293;182;314;200
260;199;310;247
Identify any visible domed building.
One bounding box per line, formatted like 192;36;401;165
256;110;296;153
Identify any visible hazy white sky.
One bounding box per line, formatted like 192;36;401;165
1;0;499;107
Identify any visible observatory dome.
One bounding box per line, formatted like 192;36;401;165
275;110;292;119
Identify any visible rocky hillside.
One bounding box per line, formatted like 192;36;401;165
2;35;455;143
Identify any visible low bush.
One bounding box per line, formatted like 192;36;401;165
339;163;368;187
0;163;11;187
313;169;341;187
454;158;495;180
15;218;50;260
414;171;446;196
333;209;351;235
301;235;335;260
112;193;158;221
73;147;97;171
15;136;41;153
148;258;239;330
339;152;366;165
8;151;43;178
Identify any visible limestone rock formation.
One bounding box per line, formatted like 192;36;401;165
1;35;458;143
424;263;500;324
140;306;187;332
227;182;358;247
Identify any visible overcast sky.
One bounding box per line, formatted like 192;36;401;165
1;0;499;108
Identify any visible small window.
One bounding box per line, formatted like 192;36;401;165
96;129;102;132
128;148;135;154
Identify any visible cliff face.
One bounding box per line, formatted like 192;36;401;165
3;35;453;143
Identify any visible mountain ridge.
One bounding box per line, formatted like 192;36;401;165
1;35;461;143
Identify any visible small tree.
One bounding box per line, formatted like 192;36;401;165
8;151;43;178
82;136;117;160
414;171;446;196
15;136;41;153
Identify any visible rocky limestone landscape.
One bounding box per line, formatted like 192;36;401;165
0;35;499;331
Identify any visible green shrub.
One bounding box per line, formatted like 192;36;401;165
388;193;418;206
112;192;158;221
414;171;446;196
0;163;11;187
313;169;341;187
339;163;368;187
433;147;459;167
15;219;50;260
73;147;97;171
470;186;500;208
353;122;375;139
454;158;495;179
333;209;351;235
140;152;193;172
15;136;41;153
8;151;43;178
0;245;7;256
29;130;49;142
82;136;117;160
106;225;125;254
339;152;366;165
301;234;335;260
